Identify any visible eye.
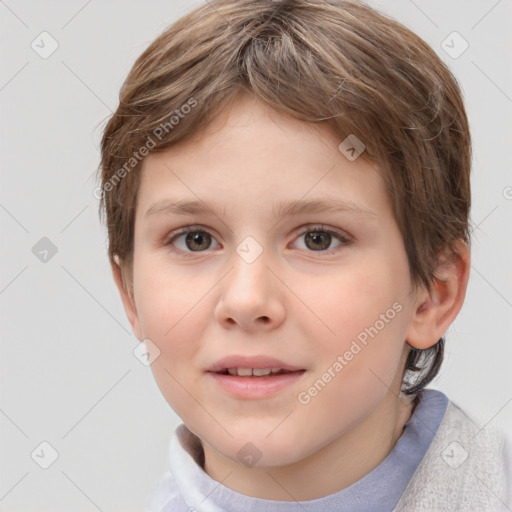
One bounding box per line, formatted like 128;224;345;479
164;224;350;256
165;225;221;254
292;224;350;254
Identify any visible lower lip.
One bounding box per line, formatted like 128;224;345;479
208;371;306;399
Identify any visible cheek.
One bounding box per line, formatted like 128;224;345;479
293;277;408;445
137;271;211;423
134;259;206;342
306;258;406;342
133;262;208;402
298;255;410;394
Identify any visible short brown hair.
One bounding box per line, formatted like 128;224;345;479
98;0;471;395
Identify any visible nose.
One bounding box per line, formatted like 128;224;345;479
214;246;286;332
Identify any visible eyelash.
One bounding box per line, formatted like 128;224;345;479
163;224;351;257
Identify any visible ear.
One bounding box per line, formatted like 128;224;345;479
406;240;470;350
111;256;143;341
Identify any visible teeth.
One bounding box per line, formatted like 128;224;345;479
252;368;272;376
225;367;283;376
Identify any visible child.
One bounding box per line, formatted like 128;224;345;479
98;0;511;510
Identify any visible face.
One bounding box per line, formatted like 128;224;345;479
124;93;422;468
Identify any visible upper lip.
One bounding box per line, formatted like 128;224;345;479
207;355;304;373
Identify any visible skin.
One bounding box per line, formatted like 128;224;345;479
112;92;470;500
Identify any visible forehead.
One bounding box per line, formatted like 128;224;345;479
136;94;389;224
174;91;332;146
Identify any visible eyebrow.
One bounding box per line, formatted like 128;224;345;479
144;197;377;221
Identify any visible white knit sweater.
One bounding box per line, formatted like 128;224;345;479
393;399;512;511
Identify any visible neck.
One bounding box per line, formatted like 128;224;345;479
202;391;418;501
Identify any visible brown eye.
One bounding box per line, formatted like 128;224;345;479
165;224;349;257
184;231;213;251
304;231;332;251
293;225;350;254
166;227;221;254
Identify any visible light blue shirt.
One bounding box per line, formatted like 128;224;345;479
145;389;449;512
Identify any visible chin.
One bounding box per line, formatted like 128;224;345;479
203;425;308;468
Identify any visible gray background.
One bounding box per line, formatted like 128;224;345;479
1;0;511;510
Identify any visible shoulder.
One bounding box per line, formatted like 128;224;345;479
394;391;512;512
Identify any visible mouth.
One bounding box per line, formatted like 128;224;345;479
214;367;300;377
206;356;306;399
207;355;304;374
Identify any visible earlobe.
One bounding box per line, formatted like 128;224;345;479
406;241;470;350
111;256;143;341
